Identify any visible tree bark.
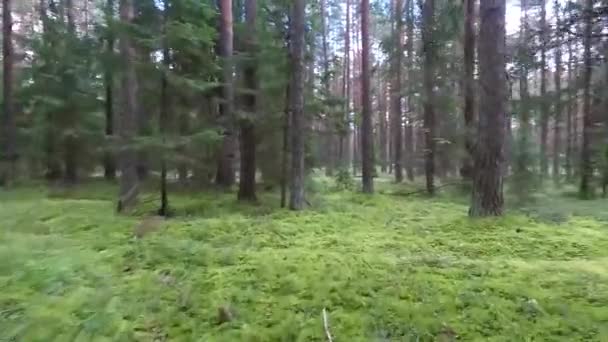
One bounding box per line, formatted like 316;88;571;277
289;0;306;209
238;0;258;202
361;0;374;193
339;0;351;168
104;0;116;180
552;0;562;185
565;22;573;181
158;0;170;216
1;0;16;186
216;0;236;187
422;0;436;195
63;0;78;184
579;0;593;198
379;80;388;173
461;0;476;181
404;0;414;181
470;0;506;217
539;0;549;176
117;0;139;212
391;0;404;183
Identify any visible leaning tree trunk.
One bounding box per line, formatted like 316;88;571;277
238;0;258;202
104;0;116;180
470;0;506;217
1;0;16;186
579;0;593;198
289;0;306;210
216;0;236;187
461;0;476;181
422;0;436;195
361;0;374;193
117;0;139;212
390;0;404;183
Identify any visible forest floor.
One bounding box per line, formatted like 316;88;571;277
1;176;607;341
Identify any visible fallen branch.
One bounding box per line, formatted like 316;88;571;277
390;181;464;197
322;308;333;342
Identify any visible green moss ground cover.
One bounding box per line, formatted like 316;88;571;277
1;181;607;341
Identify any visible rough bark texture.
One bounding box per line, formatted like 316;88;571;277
391;0;403;183
1;0;16;186
117;0;139;213
104;0;116;180
552;0;562;185
289;0;306;210
216;0;236;187
422;0;436;195
579;0;593;198
539;0;549;176
238;0;258;202
461;0;475;181
404;0;414;181
361;0;374;193
470;0;506;217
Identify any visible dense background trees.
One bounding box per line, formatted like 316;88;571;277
1;0;607;214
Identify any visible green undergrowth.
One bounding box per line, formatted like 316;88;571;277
1;182;607;341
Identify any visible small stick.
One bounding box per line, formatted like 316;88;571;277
322;308;333;342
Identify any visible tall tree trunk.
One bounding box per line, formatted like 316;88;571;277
404;0;414;181
470;0;506;216
391;0;404;183
422;0;436;195
158;0;170;216
63;0;78;184
552;0;562;185
516;0;531;181
339;0;351;168
565;23;573;181
579;0;593;198
104;0;116;180
379;80;388;173
238;0;258;202
289;0;306;209
280;84;290;208
361;0;374;193
461;0;475;181
320;0;334;176
117;0;139;212
216;0;236;187
539;0;549;176
1;0;16;186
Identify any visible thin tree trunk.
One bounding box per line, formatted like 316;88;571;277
339;0;351;169
289;0;306;209
552;0;562;185
1;0;16;186
391;0;403;183
461;0;475;181
361;0;374;193
579;0;593;198
64;0;78;184
216;0;236;187
539;0;549;176
238;0;258;202
565;23;573;181
280;84;290;208
422;0;436;195
404;0;414;181
104;0;116;180
379;80;388;173
158;0;170;216
117;0;139;212
470;0;506;217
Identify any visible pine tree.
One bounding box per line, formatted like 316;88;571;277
470;0;506;216
422;0;436;195
361;0;374;194
1;0;16;186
